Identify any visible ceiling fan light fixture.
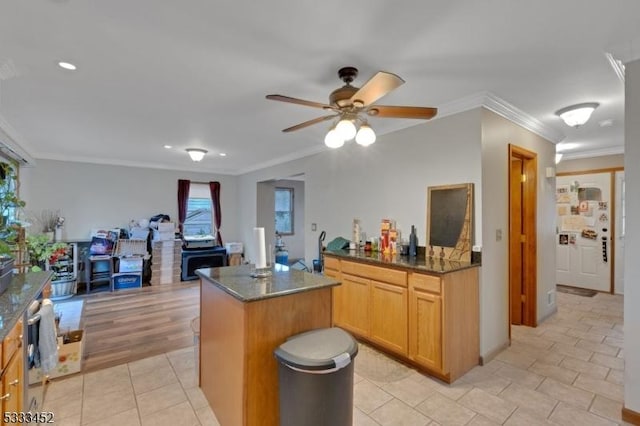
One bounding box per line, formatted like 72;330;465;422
186;148;207;162
336;117;357;140
324;127;344;149
355;123;376;146
555;102;599;127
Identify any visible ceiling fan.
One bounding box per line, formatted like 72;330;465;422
266;66;438;148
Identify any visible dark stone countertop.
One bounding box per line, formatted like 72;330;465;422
0;271;53;341
196;264;340;302
324;249;480;275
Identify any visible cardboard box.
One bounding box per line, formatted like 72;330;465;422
152;229;175;241
225;242;243;254
29;330;84;383
117;257;143;273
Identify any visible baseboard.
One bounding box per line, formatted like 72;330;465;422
623;406;640;425
479;341;509;365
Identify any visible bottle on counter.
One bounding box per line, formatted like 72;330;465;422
409;225;418;257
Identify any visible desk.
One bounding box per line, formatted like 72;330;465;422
197;265;339;426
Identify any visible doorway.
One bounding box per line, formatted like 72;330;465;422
508;144;537;327
555;168;624;294
256;174;305;264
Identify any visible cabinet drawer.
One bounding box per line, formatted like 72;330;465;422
324;256;340;271
409;273;441;294
2;319;22;368
341;261;407;287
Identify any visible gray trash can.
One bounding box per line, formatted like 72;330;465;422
274;327;358;426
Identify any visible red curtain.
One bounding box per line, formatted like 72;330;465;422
209;181;223;246
177;179;191;233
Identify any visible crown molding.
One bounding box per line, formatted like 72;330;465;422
432;91;565;144
0;113;36;166
235;144;326;175
35;152;237;175
561;145;624;161
480;92;565;143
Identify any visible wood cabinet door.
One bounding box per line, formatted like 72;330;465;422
370;280;408;355
409;288;443;371
325;268;343;326
1;347;23;419
339;273;370;337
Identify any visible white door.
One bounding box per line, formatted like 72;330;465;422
556;172;611;292
614;171;625;294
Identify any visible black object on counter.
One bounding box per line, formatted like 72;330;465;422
409;225;418;257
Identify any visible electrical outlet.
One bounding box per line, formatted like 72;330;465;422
547;290;555;306
496;229;502;242
311;223;317;232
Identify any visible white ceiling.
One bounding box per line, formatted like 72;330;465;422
1;0;639;174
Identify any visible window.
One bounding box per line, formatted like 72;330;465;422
183;183;214;236
275;187;294;235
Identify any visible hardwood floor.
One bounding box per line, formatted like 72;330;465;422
80;282;200;373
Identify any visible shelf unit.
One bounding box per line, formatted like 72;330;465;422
85;256;113;293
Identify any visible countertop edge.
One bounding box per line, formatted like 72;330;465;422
197;268;340;302
324;250;480;275
0;271;53;341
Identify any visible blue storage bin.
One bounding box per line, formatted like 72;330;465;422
112;272;142;290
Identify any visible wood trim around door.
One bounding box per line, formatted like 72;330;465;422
508;144;538;328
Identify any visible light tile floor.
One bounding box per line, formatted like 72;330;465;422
44;291;629;425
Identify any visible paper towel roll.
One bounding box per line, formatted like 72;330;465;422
254;227;267;269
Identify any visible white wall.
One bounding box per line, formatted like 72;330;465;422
20;159;239;242
556;154;624;174
237;109;494;348
480;109;557;355
624;59;640;414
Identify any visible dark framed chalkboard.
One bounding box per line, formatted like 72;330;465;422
426;183;474;261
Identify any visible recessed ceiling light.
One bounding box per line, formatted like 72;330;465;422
58;61;77;71
219;153;227;157
164;145;172;149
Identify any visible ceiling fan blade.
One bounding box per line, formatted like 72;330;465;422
266;94;333;110
282;114;338;132
367;105;438;120
350;71;405;107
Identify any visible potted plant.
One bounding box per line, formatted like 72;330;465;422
25;234;67;271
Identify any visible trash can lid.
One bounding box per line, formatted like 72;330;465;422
274;327;358;371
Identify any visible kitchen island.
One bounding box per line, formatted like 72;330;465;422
197;264;340;426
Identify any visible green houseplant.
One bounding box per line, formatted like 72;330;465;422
25;234;67;272
0;162;26;257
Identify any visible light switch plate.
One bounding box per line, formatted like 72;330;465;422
311;223;317;232
496;229;502;242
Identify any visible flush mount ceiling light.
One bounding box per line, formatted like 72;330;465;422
555;102;599;127
57;61;77;71
186;148;207;162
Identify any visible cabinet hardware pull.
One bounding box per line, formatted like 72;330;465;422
0;393;11;401
9;379;19;386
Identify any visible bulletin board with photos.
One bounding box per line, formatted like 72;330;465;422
556;178;608;247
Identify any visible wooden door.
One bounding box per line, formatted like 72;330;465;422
510;157;524;324
370;280;408;355
408;288;442;371
340;273;370;337
508;144;537;327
